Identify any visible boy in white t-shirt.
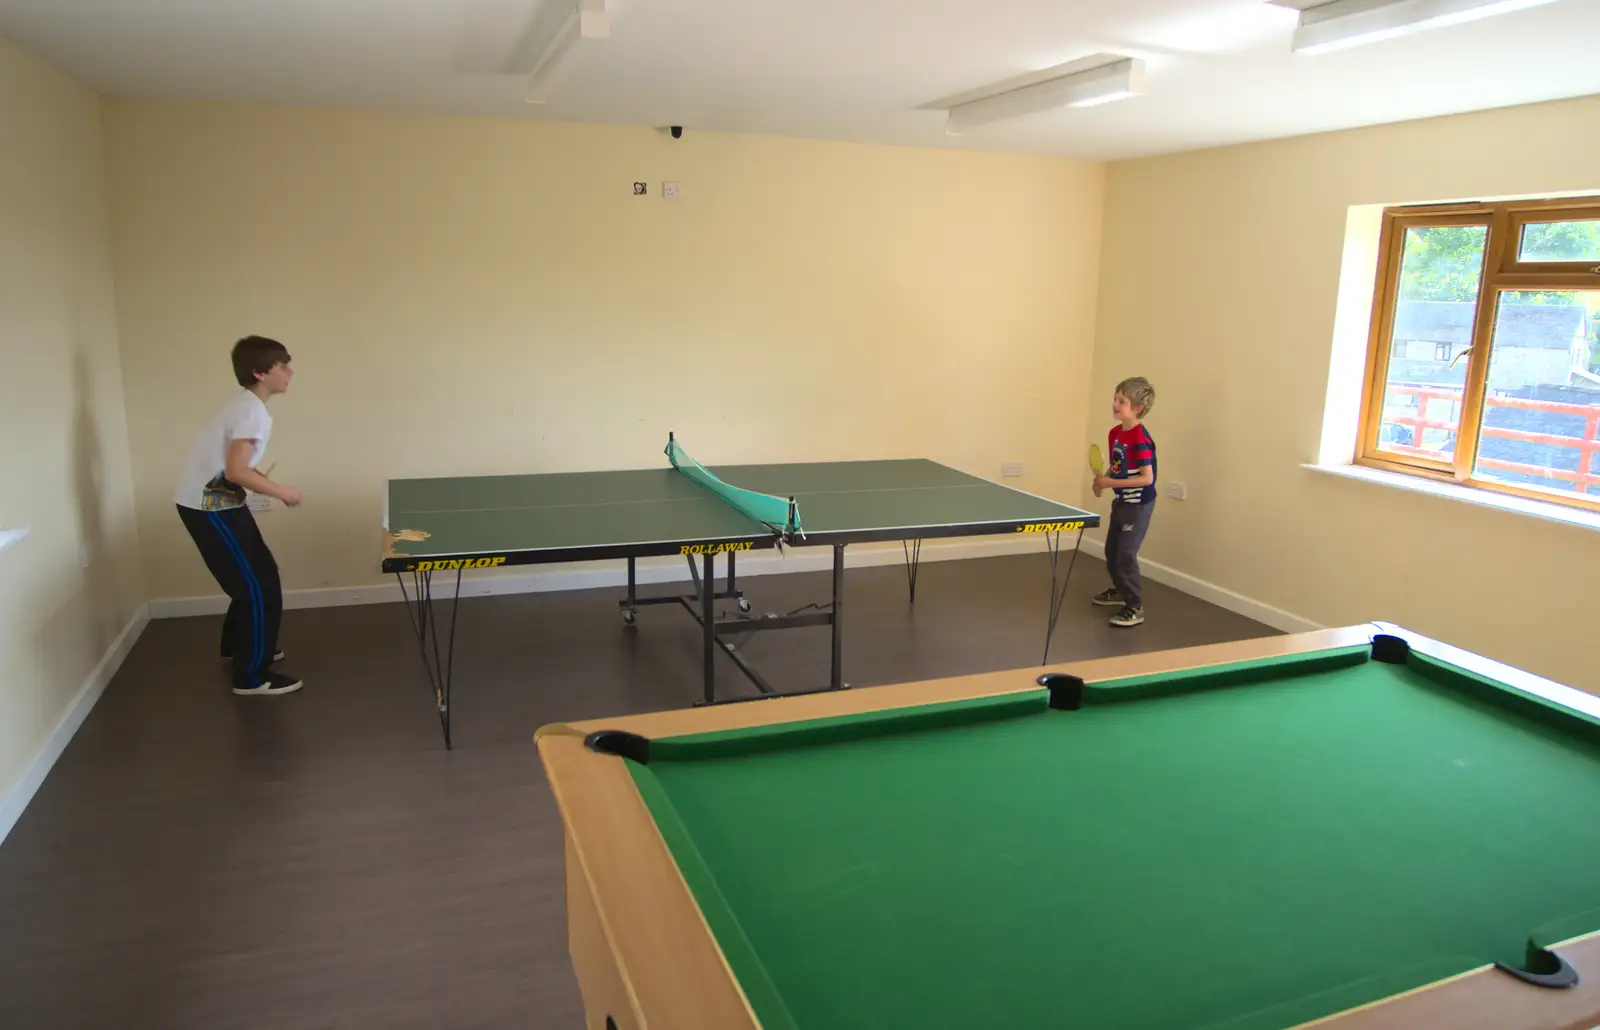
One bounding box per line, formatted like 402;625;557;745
174;336;305;695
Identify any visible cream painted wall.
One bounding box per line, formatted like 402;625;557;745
1091;94;1600;694
103;100;1106;601
0;40;144;798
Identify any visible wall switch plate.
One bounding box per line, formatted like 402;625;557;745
1002;462;1024;478
1166;481;1188;500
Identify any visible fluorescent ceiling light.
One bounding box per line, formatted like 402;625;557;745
521;0;610;104
1291;0;1564;55
944;57;1146;136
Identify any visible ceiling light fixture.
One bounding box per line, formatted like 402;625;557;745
944;57;1147;136
1290;0;1564;55
518;0;610;104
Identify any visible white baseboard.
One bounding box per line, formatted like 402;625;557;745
149;534;1059;618
1076;537;1321;634
0;603;151;846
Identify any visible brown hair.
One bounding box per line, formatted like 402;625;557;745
231;336;291;388
1116;376;1155;416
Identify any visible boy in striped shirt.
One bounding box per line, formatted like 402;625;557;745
1091;377;1157;627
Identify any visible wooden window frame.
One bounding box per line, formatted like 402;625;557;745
1356;196;1600;514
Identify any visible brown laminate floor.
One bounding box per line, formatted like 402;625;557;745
0;551;1276;1030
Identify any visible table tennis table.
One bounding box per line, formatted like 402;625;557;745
381;435;1099;748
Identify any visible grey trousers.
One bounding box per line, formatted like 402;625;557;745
1104;499;1155;607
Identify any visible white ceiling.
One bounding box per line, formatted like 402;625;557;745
2;0;1598;161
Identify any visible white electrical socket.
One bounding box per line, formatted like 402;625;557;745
663;181;681;198
1002;462;1024;478
1166;481;1188;501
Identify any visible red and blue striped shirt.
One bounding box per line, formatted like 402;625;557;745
1108;424;1157;505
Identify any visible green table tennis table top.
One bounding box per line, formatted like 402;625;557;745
381;458;1099;574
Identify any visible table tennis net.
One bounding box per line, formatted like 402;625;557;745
666;438;803;536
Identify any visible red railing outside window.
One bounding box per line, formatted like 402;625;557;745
1380;385;1600;495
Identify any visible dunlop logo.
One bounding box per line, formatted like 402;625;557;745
681;541;756;555
411;556;508;572
1017;521;1086;534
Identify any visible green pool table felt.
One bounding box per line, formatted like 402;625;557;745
624;645;1600;1030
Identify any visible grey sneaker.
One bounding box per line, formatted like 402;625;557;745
1109;605;1145;628
233;671;303;696
1092;589;1125;607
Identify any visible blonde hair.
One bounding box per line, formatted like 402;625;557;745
1116;377;1155;417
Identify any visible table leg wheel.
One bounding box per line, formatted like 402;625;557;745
621;608;636;627
737;597;752;614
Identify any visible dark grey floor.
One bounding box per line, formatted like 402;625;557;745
0;552;1275;1030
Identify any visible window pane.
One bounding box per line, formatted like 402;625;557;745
1519;219;1600;263
1472;290;1600;500
1376;225;1487;461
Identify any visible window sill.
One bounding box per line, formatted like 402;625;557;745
1301;463;1600;533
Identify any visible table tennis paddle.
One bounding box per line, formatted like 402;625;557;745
1088;445;1105;477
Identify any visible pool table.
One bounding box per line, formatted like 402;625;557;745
536;624;1600;1030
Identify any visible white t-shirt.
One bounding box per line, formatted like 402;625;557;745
174;390;273;510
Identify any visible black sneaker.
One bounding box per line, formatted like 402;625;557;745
233;671;303;696
1092;589;1125;607
223;648;285;664
1109;605;1145;628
